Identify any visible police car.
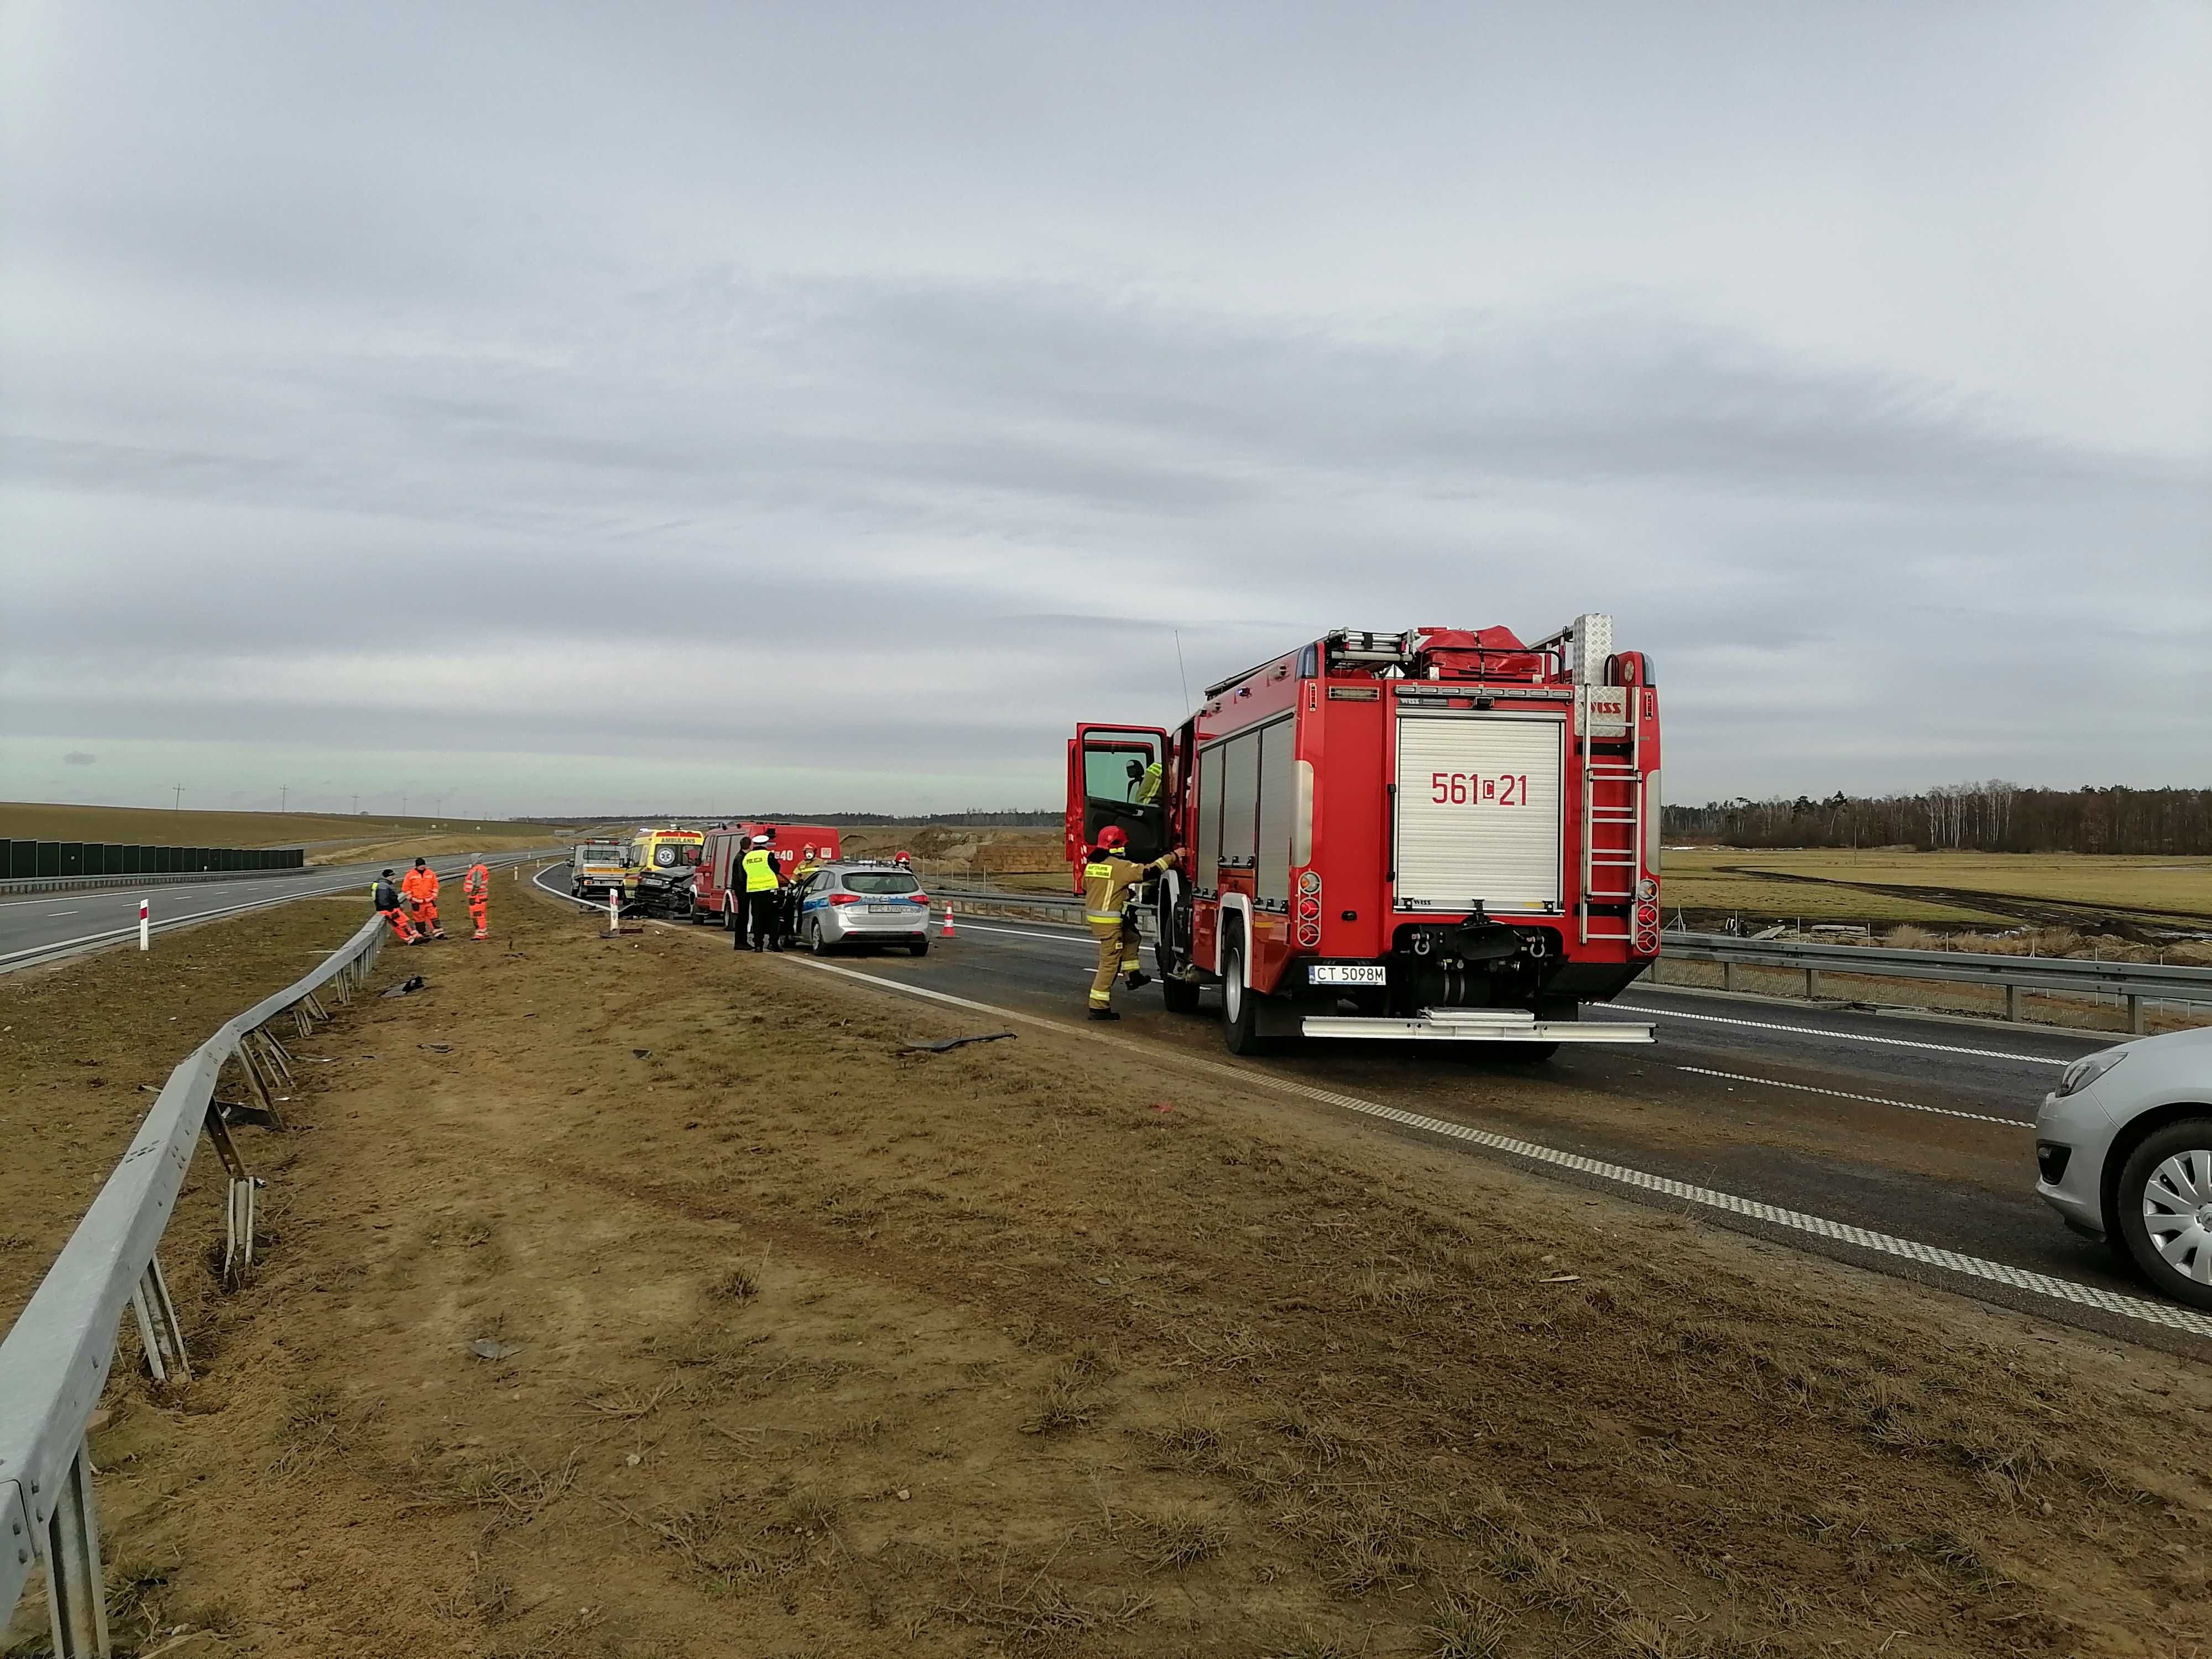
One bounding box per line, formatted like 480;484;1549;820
796;860;933;956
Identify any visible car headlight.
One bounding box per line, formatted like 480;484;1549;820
2055;1050;2127;1098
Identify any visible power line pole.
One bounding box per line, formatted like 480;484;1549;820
280;785;288;814
171;785;184;812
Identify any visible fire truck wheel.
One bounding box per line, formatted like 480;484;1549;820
1221;940;1268;1056
1160;973;1201;1015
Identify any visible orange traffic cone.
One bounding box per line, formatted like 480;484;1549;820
940;901;956;938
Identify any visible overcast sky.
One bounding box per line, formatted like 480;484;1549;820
3;1;2206;819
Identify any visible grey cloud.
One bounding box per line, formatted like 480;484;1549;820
62;750;95;765
3;2;2206;811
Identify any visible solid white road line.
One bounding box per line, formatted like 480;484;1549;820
1672;1065;2027;1129
782;956;2212;1343
1599;1001;2067;1066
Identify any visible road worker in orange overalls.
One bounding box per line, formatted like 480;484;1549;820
373;869;421;944
463;859;491;940
400;857;445;940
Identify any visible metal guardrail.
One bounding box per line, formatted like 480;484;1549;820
1665;929;2212;1030
932;886;2209;1031
936;883;1081;912
0;915;397;1651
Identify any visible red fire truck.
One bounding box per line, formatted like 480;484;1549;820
1065;615;1660;1056
693;823;844;923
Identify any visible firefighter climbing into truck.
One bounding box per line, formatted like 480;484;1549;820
1065;615;1661;1057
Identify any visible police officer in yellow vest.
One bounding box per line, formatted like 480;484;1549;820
734;831;783;953
1082;825;1182;1021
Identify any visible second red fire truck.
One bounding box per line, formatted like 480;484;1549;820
1065;615;1661;1056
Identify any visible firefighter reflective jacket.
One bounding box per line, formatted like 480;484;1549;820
1083;852;1168;925
741;849;780;891
1134;761;1164;804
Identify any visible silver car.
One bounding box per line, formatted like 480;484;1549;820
797;861;933;956
2036;1023;2212;1307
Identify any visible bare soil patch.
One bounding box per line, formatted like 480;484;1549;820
8;875;2211;1657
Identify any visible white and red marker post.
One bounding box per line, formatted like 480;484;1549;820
138;898;150;952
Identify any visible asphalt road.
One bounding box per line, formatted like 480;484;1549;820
529;868;2206;1354
0;853;545;974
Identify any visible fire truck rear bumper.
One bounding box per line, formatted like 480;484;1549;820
1300;1008;1655;1044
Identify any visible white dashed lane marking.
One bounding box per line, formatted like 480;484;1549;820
1598;1001;2069;1066
1672;1065;2028;1128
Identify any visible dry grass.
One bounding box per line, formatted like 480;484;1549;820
1019;1362;1103;1436
1421;1593;1514;1658
17;877;2212;1657
1115;1504;1227;1571
1661;846;2212;925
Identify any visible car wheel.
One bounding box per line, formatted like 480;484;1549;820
807;919;831;956
2114;1119;2212;1309
909;935;930;957
1222;938;1266;1056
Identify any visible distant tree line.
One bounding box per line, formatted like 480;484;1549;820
1663;783;2212;854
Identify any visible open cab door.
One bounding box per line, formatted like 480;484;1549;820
1065;723;1172;886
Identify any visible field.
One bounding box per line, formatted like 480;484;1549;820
0;801;568;864
1661;847;2212;933
7;873;2211;1656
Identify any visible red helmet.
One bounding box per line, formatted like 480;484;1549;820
1094;825;1129;852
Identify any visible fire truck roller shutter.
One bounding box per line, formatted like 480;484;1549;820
1218;731;1260;872
1256;717;1295;905
1393;713;1566;912
1198;743;1225;892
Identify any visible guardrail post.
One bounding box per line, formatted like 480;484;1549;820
1805;967;1821;1000
1722;961;1739;993
203;1104;262;1285
2006;984;2022;1021
128;1255;189;1384
2129;994;2146;1035
44;1442;110;1657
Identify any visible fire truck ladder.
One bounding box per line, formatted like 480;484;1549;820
1578;702;1643;946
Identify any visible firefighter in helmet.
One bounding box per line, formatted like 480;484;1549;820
1082;826;1181;1021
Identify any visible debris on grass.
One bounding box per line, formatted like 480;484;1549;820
896;1031;1016;1056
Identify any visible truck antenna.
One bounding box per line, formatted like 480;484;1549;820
1172;628;1192;715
